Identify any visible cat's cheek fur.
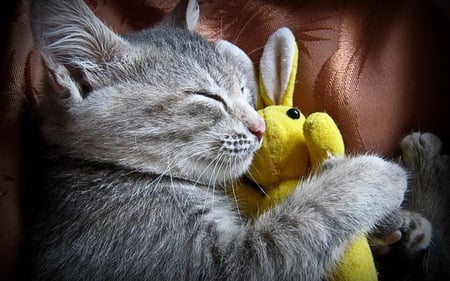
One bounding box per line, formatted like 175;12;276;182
176;134;259;184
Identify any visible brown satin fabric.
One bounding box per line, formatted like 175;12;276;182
1;0;449;280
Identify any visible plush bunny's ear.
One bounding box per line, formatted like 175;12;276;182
259;27;298;107
216;40;258;106
161;0;200;31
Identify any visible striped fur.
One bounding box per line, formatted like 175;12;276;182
23;0;409;280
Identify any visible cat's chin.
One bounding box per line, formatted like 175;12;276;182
173;153;254;186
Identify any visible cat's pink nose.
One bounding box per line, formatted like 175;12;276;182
249;118;265;141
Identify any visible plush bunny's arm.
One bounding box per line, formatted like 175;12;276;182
303;112;345;169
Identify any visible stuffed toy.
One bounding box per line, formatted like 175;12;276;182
224;27;377;281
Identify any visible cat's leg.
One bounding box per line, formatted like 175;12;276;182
223;155;408;280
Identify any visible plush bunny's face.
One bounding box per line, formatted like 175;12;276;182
247;105;310;189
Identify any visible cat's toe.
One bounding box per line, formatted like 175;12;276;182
400;132;443;168
399;213;432;255
370;230;403;256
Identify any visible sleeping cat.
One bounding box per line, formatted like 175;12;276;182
22;0;410;280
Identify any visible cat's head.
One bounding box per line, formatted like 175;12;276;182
31;0;265;185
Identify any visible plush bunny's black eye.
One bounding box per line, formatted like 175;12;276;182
286;108;301;119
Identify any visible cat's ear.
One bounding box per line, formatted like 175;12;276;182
31;0;129;102
161;0;200;31
215;40;258;107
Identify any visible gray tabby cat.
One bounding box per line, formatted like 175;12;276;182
23;0;409;280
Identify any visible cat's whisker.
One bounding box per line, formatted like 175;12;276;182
207;152;225;192
220;15;224;40
201;152;225;212
246;169;270;199
227;157;243;222
177;146;222;175
210;152;234;212
246;45;265;58
167;167;185;214
233;11;258;44
149;172;166;188
191;149;223;186
162;145;218;174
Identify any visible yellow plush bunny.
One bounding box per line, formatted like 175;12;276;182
229;28;377;281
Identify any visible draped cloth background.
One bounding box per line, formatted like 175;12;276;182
1;0;449;280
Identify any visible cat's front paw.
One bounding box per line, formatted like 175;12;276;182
369;210;432;256
323;155;408;211
363;155;407;197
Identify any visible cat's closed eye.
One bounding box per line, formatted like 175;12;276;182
186;91;228;109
